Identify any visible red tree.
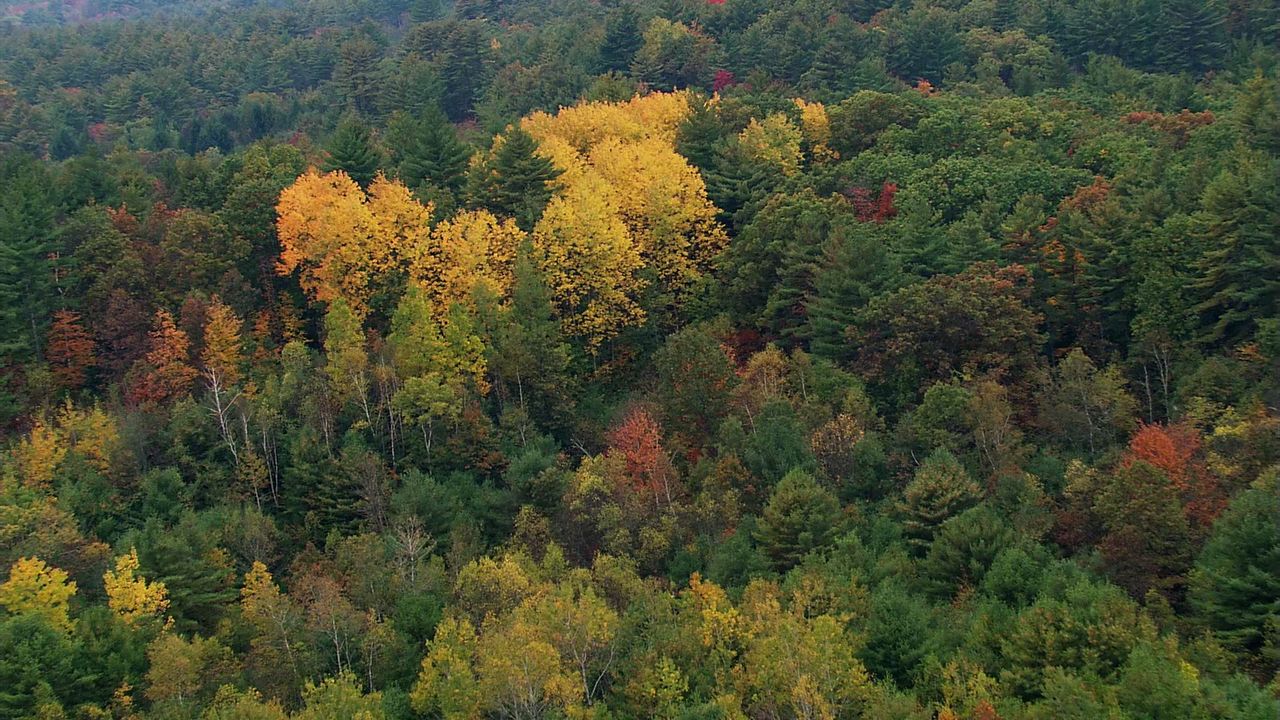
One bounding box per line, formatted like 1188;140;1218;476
606;407;674;510
1123;423;1225;528
45;310;96;391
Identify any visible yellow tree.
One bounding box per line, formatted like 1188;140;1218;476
412;210;525;310
532;173;645;351
54;400;119;478
277;170;433;315
104;547;170;626
589;137;727;313
240;562;305;697
737;114;804;177
410;616;482;720
0;556;77;632
9;419;65;491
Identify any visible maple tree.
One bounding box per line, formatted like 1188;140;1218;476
606;407;674;510
411;209;524;311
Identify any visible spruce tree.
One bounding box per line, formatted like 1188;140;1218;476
1158;0;1227;73
322;117;382;187
397;108;472;196
467;127;562;232
755;468;841;571
0;154;54;367
600;4;643;73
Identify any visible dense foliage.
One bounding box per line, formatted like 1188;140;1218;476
1;0;1279;718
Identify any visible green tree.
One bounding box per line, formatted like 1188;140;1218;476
600;4;643;73
323;117;383;188
1189;476;1280;661
755;469;841;571
0;154;54;372
390;108;471;199
1158;0;1227;73
468;127;563;232
899;449;983;554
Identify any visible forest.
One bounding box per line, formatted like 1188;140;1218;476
0;0;1278;718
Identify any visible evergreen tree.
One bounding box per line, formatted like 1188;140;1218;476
396;108;472;197
898;449;983;554
468;127;562;232
1192;153;1280;347
806;223;900;364
0;154;54;366
755;468;841;571
600;4;643;74
322;117;382;188
1158;0;1228;73
1189;476;1280;660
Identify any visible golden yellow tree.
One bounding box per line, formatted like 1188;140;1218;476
532;173;645;351
201;296;247;466
276;170;434;315
0;556;77;632
9;419;65;491
104;547;171;626
411;210;525;310
589;137;727;311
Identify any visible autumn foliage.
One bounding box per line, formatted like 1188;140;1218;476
45;310;96;391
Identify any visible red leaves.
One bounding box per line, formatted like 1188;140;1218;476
1123;423;1226;528
712;69;736;93
847;182;898;223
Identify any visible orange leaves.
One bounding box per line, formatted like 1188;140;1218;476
201;296;244;387
1123;423;1225;528
606;407;673;507
126;309;197;406
46;309;96;391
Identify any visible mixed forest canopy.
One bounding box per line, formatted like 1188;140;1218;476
1;0;1279;718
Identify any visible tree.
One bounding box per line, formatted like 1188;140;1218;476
606;407;674;511
128;310;198;406
923;506;1015;598
469;127;563;232
852;263;1044;406
600;5;643;73
323;117;382;188
45;310;96;392
201;296;247;467
1192;153;1280;347
755;469;841;571
1158;0;1227;73
411;616;482;719
323;300;372;426
1037;349;1137;458
531;173;645;351
104;548;170;627
411;209;524;311
393;108;472;198
276;170;432;315
1189;477;1280;660
0;154;54;371
0;557;76;633
899;449;983;554
631;18;720;90
654;323;737;447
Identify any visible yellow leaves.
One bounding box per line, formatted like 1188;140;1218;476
738;114;804;176
105;548;170;626
522;91;692;155
533;174;646;351
276;170;434;316
10;419;65;491
411;616;482;720
201;296;244;387
412;210;524;310
9;401;120;490
794;98;839;162
0;556;77;633
589;137;728;308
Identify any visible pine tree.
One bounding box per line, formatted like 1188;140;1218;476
323;118;382;188
0;154;54;365
397;108;472;195
600;5;643;73
1158;0;1228;73
899;449;983;554
469;127;563;232
755;469;841;571
1192;153;1280;347
806;223;900;364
